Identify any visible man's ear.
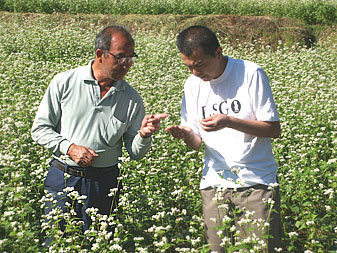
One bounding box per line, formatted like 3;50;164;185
95;49;105;62
216;47;223;58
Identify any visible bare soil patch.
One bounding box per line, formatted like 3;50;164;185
1;11;332;50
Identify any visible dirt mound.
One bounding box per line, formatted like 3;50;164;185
100;14;317;49
1;11;322;49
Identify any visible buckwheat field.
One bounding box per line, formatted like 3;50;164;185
0;15;336;252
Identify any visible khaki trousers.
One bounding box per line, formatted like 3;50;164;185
201;185;282;252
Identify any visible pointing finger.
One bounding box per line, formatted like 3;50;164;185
154;113;168;119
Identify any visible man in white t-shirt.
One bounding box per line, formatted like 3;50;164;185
166;26;282;252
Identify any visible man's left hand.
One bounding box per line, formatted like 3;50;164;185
199;114;231;132
140;113;168;138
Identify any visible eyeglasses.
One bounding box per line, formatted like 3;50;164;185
106;51;138;65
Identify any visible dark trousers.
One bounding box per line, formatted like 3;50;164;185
44;161;121;246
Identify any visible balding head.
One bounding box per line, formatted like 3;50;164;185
95;26;134;53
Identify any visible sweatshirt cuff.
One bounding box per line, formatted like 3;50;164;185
59;139;73;155
136;132;152;145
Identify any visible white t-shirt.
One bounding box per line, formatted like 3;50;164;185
181;56;280;189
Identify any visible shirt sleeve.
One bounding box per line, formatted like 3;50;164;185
31;75;72;156
249;68;279;121
123;97;152;160
181;80;201;136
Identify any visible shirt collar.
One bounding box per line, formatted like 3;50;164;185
83;60;126;91
210;56;232;85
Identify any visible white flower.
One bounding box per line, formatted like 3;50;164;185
64;172;71;179
63;187;74;193
85;207;99;215
231;167;241;174
268;182;279;189
222;215;231;223
91;243;99;251
67;190;79;199
235;178;246;186
245;210;255;218
210;217;217;223
100;222;108;231
108;187;119;197
288;231;299;238
306;220;314;226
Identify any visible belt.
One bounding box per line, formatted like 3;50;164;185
50;158;118;178
203;184;270;192
232;184;269;192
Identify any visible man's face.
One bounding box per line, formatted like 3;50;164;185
102;32;135;81
181;47;223;82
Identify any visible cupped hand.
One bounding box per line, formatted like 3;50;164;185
165;125;193;139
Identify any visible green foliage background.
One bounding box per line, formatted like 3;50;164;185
0;8;336;253
0;0;336;25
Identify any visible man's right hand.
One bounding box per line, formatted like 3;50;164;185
67;144;99;167
165;125;202;151
165;125;193;139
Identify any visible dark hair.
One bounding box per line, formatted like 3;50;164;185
177;26;220;57
95;25;134;52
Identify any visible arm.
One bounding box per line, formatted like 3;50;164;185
199;66;281;138
165;125;202;150
31;76;98;167
123;105;151;160
168;84;203;150
31;77;72;155
123;98;168;160
199;114;281;138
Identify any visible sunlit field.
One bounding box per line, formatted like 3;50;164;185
0;15;336;252
1;0;336;24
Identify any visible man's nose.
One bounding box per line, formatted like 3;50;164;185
121;62;130;69
121;59;133;68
